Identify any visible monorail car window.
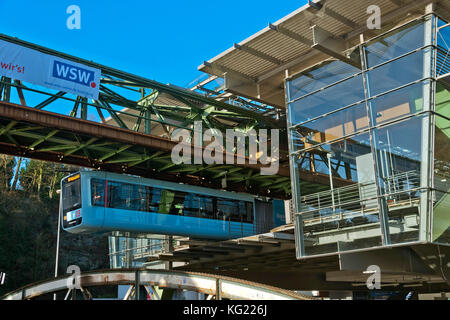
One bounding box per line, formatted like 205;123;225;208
240;202;253;223
90;178;254;224
183;194;200;217
171;191;188;215
91;179;106;207
217;198;237;220
216;198;254;223
62;176;81;214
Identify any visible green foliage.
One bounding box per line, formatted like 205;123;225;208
0;155;15;190
18;160;69;199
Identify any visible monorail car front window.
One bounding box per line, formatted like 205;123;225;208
62;175;81;213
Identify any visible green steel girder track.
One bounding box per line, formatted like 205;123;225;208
0;33;283;134
0;101;296;197
0;33;353;197
0;101;351;198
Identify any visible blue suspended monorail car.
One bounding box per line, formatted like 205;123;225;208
61;171;265;239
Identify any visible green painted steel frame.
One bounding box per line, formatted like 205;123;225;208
0;34;301;197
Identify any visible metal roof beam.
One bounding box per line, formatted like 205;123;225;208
202;61;257;83
189;75;219;91
321;7;359;29
233;43;283;66
257;49;320;83
388;0;406;7
311;25;362;69
307;3;359;29
268;23;312;47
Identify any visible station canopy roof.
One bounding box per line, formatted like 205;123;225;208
199;0;450;108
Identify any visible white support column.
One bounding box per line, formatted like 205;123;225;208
419;3;436;242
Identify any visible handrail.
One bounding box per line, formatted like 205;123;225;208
297;171;422;226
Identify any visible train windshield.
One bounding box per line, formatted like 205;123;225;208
62;174;82;215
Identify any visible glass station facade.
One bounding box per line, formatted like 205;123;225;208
287;15;450;258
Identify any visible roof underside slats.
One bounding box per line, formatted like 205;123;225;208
199;0;448;87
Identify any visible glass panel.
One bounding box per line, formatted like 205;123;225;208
296;131;384;256
170;190;187;215
290;152;344;186
200;196;215;219
366;49;427;96
372;116;425;245
373;116;423;192
108;182;134;211
62;177;81;214
382;192;420;245
91;178;105;207
142;186;152;212
365;20;425;68
288;50;361;101
158;189;187;215
432;191;450;244
244;202;254;223
288;129;306;154
103;180;253;222
289;74;365;124
436;81;450;117
434;115;450;193
217;198;239;222
183;194;201;218
433;115;450;244
292;103;369;146
438;18;448;28
437;24;450;77
370;81;428;126
133;185;148;211
149;188;162;212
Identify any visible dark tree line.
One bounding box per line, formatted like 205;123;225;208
0;156;109;297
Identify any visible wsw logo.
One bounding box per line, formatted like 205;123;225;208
52;60;97;88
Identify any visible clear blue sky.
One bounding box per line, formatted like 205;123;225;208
0;0;307;87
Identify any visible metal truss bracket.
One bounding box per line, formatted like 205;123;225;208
311;25;361;69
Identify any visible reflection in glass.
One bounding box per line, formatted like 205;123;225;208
290;75;365;124
295;131;385;256
371;81;427;125
433;191;450;244
372;117;425;245
436;82;450;117
433;115;450;244
288;50;361;101
367;49;426;96
373;116;423;190
437;23;450;77
293;103;369;146
365;20;425;68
